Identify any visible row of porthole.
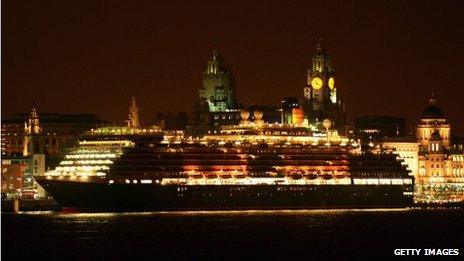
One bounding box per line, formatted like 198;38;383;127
108;179;158;184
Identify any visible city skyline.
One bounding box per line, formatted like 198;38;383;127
3;2;464;259
3;0;464;135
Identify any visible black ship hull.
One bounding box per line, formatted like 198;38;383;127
37;178;413;211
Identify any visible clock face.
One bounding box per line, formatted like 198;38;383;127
328;77;335;89
311;77;323;89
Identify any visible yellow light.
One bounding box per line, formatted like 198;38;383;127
328;77;335;89
311;77;323;89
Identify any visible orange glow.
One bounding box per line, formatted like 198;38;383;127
183;165;199;171
291;108;305;125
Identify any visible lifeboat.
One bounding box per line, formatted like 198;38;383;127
334;173;347;179
219;174;232;179
321;173;333;180
305;173;318;180
234;174;247;179
188;174;203;179
204;173;218;179
289;173;303;180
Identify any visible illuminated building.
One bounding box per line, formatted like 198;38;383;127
381;96;464;204
416;96;451;148
1;158;30;199
198;48;237;112
1;105;109;157
189;47;240;136
415;97;464;203
302;39;346;129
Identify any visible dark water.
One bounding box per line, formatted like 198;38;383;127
2;208;464;259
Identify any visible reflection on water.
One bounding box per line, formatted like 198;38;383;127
17;207;412;217
2;208;464;259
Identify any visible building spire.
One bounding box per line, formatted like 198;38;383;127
429;92;437;105
127;96;140;128
206;45;224;75
315;37;326;55
25;102;41;135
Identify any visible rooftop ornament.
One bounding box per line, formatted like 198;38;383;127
323;119;332;141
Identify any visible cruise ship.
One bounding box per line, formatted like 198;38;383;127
35;119;414;210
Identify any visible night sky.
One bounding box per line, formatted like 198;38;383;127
2;0;464;135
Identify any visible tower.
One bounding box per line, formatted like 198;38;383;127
198;48;236;112
25;102;42;135
126;96;140;128
23;103;46;182
416;95;451;150
23;103;44;156
303;39;344;128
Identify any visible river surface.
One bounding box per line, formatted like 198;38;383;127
2;208;463;259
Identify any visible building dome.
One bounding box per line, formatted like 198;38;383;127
421;96;444;119
421;105;444;119
430;130;442;141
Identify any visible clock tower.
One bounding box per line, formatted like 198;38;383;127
303;39;344;128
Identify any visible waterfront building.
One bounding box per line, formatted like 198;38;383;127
415;97;464;202
1;106;109;157
1;157;30;199
381;96;464;203
198;48;237;112
188;47;241;136
302;39;346;129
